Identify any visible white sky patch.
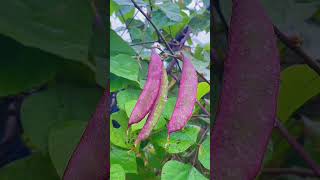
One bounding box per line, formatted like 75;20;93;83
187;0;204;11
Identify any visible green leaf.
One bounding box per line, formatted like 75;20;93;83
162;97;177;120
158;2;183;22
110;74;139;92
110;164;126;180
21;84;102;151
189;11;210;33
0;0;94;66
110;146;137;174
161;160;208;180
163;11;190;38
0;36;58;97
48;120;87;177
152;125;200;154
110;54;140;83
95;57;107;88
197;82;210;100
198;136;210;170
0;153;59;180
277;65;320;122
110;30;136;56
129;27;143;42
110;110;131;149
151;10;176;29
110;0;120;15
125;100;167;132
116;88;142;110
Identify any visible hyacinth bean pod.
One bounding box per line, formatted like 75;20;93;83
168;53;198;135
128;49;163;127
212;0;280;179
63;89;108;179
135;65;168;146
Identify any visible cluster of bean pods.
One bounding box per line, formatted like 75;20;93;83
129;49;198;146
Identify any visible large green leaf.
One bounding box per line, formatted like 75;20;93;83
110;74;139;92
0;153;59;180
110;164;126;180
0;35;58;97
278;65;320;122
189;11;210;33
116;88;142;110
151;10;177;29
151;125;200;154
158;2;183;22
161;160;208;180
110;30;135;56
110;110;132;149
95;57;107;88
110;146;137;174
0;0;94;66
21;84;102;151
197;82;210;101
48;120;87;177
110;54;140;83
198;136;210;170
162;97;177;120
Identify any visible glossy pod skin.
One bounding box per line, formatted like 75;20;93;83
135;65;168;146
128;49;163;127
168;53;198;134
63;89;108;180
212;0;280;179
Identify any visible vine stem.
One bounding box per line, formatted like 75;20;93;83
130;41;158;46
273;26;320;76
275;120;320;177
196;99;210;117
130;0;210;84
214;0;320;76
262;168;318;177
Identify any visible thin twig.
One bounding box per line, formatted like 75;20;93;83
196;99;210;117
119;10;132;39
130;41;158;46
192;127;209;166
273;26;320;76
130;0;174;54
275;120;320;177
214;0;320;76
262;168;318;177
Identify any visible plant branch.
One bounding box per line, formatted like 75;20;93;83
130;41;158;46
119;10;132;39
273;26;320;76
192;127;209;166
196;99;210;117
214;0;320;76
275;120;320;177
131;0;210;84
262;168;319;177
131;0;174;55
